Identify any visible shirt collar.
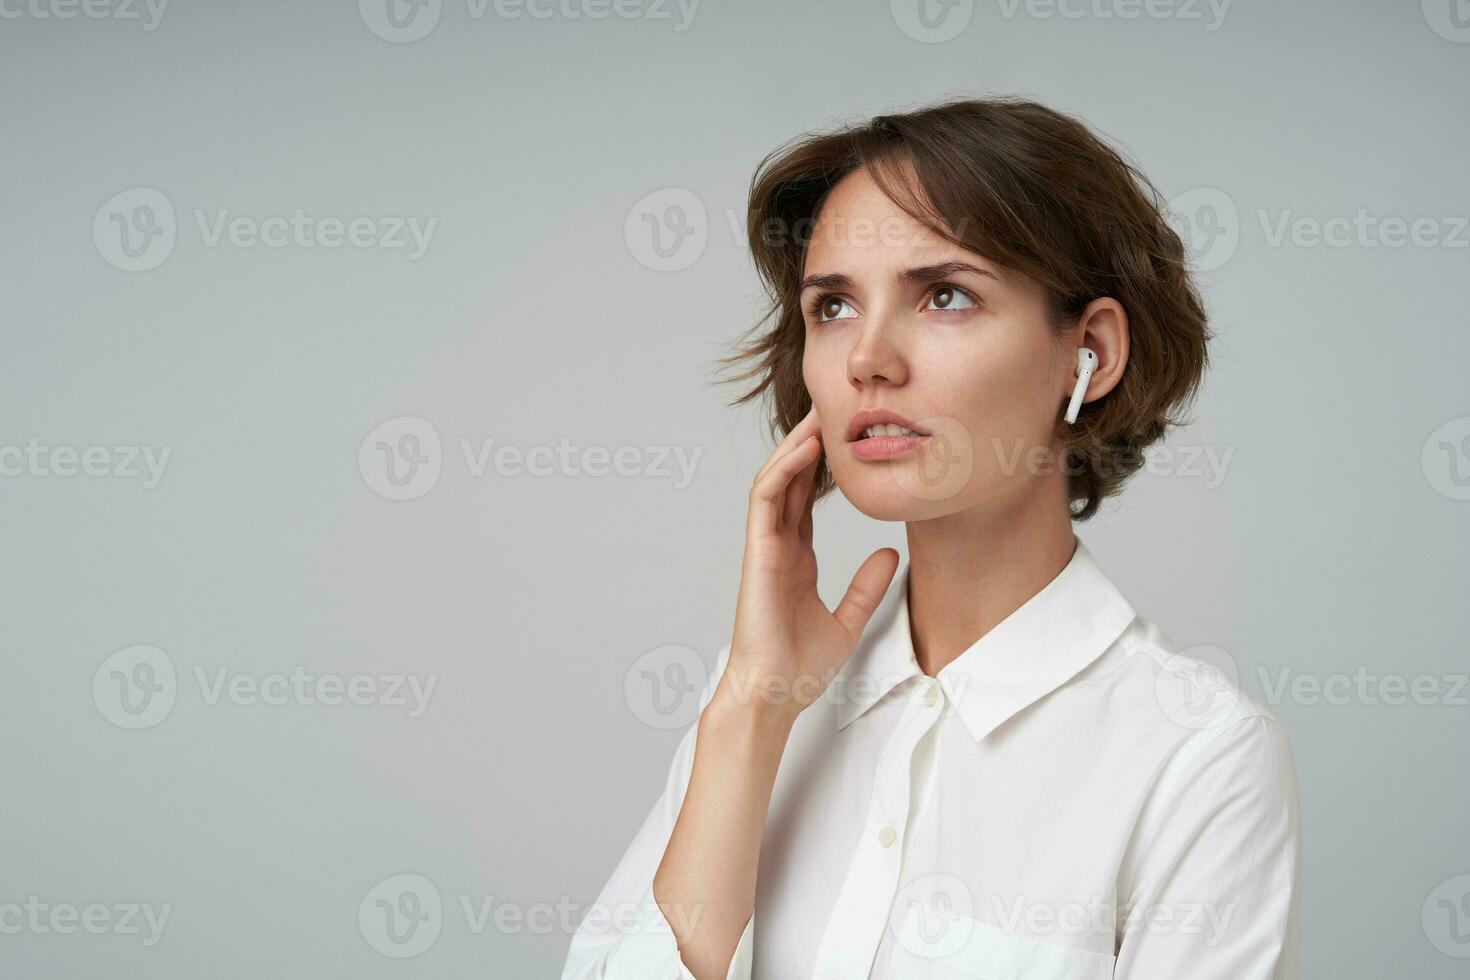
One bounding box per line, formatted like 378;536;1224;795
832;534;1137;743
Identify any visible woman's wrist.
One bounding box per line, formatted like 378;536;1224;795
705;672;803;741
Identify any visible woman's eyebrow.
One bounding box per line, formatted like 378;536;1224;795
900;261;999;284
798;261;998;293
798;271;854;293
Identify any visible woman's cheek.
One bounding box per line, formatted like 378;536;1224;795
803;349;839;417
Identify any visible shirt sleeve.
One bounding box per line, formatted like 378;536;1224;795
561;644;755;980
1114;713;1302;979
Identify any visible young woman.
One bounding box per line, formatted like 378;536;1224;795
563;97;1301;980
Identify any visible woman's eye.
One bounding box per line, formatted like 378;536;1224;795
926;285;978;312
814;296;858;322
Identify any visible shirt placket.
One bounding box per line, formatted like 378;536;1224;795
811;676;946;980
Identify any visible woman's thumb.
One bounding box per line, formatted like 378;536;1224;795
833;548;901;639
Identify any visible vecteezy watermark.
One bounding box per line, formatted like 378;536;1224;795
1258;209;1470;251
886;415;976;504
624;644;709;729
1166;186;1470;272
358;0;700;43
889;0;975;43
464;892;706;936
986;436;1235;488
890;0;1230;43
893;872;977;959
92;645;177;730
0;439;171;488
459;437;700;486
1422;0;1470;43
91;187;176;272
358;416;443;501
895;880;1237;959
358;872;708;958
992;0;1232;30
360;874;443;958
993;895;1237;945
623;187;973;273
0;897;171;947
1166;187;1240;273
1153;645;1242;731
92;645;438;730
624;644;971;729
92;187;437;272
358;416;704;501
844;420;1234;507
1256;667;1469;708
358;0;443;42
0;0;168;29
1423;874;1470;958
193;666;437;716
1422;416;1470;501
624;187;708;272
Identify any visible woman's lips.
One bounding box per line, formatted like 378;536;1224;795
850;432;930;461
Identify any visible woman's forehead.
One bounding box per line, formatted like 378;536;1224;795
802;236;1005;282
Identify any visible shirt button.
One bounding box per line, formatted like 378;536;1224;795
923;684;938;707
878;825;897;847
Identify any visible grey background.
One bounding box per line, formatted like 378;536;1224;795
2;0;1467;976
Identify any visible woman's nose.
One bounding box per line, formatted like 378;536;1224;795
847;321;908;389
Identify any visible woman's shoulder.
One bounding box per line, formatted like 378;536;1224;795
1076;613;1293;759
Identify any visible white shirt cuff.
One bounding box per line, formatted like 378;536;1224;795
601;882;754;980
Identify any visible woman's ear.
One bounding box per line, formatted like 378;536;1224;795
1066;297;1129;405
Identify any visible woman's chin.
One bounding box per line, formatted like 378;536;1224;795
833;473;963;523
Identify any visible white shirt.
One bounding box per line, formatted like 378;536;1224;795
563;534;1302;979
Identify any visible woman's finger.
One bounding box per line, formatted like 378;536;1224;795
797;472;816;545
832;548;901;640
748;434;821;540
753;406;822;485
782;434;822;529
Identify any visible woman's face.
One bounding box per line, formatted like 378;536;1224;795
800;168;1076;522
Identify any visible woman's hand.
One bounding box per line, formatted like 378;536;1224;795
716;406;901;721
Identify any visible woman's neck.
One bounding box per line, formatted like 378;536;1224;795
903;484;1078;678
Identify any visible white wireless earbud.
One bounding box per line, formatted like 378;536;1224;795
1064;347;1098;424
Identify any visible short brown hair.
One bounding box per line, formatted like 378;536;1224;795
715;96;1211;521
